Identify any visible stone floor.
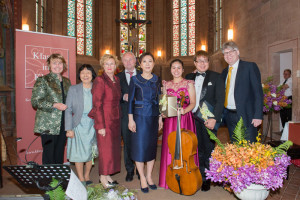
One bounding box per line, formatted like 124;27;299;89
0;127;299;200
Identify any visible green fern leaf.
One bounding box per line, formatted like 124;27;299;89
232;117;246;143
206;128;224;150
45;178;65;200
274;140;293;155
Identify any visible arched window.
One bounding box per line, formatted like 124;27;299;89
67;0;94;56
120;0;147;56
36;0;46;32
173;0;195;57
214;0;222;51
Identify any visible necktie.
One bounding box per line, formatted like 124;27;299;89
283;79;287;85
196;72;206;77
224;66;233;107
126;71;134;78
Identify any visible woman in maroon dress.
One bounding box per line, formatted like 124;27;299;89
88;54;121;188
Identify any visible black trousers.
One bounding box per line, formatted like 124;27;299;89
280;96;292;128
224;109;258;143
121;115;135;173
41;116;66;164
194;118;216;181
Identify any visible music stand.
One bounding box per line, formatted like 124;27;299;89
3;163;70;191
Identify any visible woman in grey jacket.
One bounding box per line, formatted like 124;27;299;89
65;64;97;186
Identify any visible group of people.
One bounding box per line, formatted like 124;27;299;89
31;40;266;192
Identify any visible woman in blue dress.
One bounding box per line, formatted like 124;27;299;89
128;52;163;193
65;64;97;186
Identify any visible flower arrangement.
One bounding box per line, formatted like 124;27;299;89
87;184;138;200
262;76;292;113
205;118;293;193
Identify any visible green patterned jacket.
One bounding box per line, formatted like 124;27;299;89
31;72;71;135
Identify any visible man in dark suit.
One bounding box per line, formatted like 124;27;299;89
117;52;139;182
186;50;225;191
221;41;263;143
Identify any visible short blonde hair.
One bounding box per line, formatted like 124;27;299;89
47;53;67;73
100;54;119;67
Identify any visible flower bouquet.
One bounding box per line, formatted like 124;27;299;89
262;76;292;113
205;118;293;194
87;184;138;200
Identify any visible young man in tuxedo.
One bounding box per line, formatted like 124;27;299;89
280;69;292;129
221;41;263;143
186;50;225;191
117;52;140;182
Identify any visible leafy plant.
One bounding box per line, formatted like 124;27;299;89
45;178;65;200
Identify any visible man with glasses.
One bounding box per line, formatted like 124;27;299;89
221;41;263;143
186;50;225;191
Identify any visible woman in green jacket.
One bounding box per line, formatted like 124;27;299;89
31;53;71;164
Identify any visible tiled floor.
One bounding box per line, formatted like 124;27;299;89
267;164;300;200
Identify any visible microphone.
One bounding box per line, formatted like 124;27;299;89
25;130;50;165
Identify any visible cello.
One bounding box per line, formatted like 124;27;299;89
166;92;202;195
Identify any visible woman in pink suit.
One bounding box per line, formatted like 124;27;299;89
159;59;199;189
88;54;121;188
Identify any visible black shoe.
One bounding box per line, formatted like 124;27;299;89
201;180;211;191
86;180;93;185
136;169;140;180
140;183;149;193
147;182;157;190
108;181;119;186
126;172;134;182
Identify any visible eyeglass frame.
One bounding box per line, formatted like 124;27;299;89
223;49;237;56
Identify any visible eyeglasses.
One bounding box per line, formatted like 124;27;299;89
223;49;236;56
195;59;209;64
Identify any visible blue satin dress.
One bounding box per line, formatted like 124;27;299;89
128;73;161;162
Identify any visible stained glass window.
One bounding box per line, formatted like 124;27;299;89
120;0;147;56
35;0;46;32
214;0;222;51
67;0;94;56
173;0;195;57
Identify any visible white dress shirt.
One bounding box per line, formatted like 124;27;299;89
284;77;292;97
225;59;240;109
192;73;205;113
125;69;137;85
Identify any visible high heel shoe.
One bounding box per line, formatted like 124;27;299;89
140;184;149;193
99;180;115;189
108;181;119;186
147;181;157;190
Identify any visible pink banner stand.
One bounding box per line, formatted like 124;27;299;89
15;29;76;164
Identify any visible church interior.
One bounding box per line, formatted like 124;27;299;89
0;0;300;199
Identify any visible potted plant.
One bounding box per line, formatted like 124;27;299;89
205;118;292;200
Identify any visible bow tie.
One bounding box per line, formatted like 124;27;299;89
196;72;206;77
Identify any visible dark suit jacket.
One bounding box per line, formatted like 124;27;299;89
117;71;130;118
186;70;225;122
221;60;263;127
117;70;141;118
